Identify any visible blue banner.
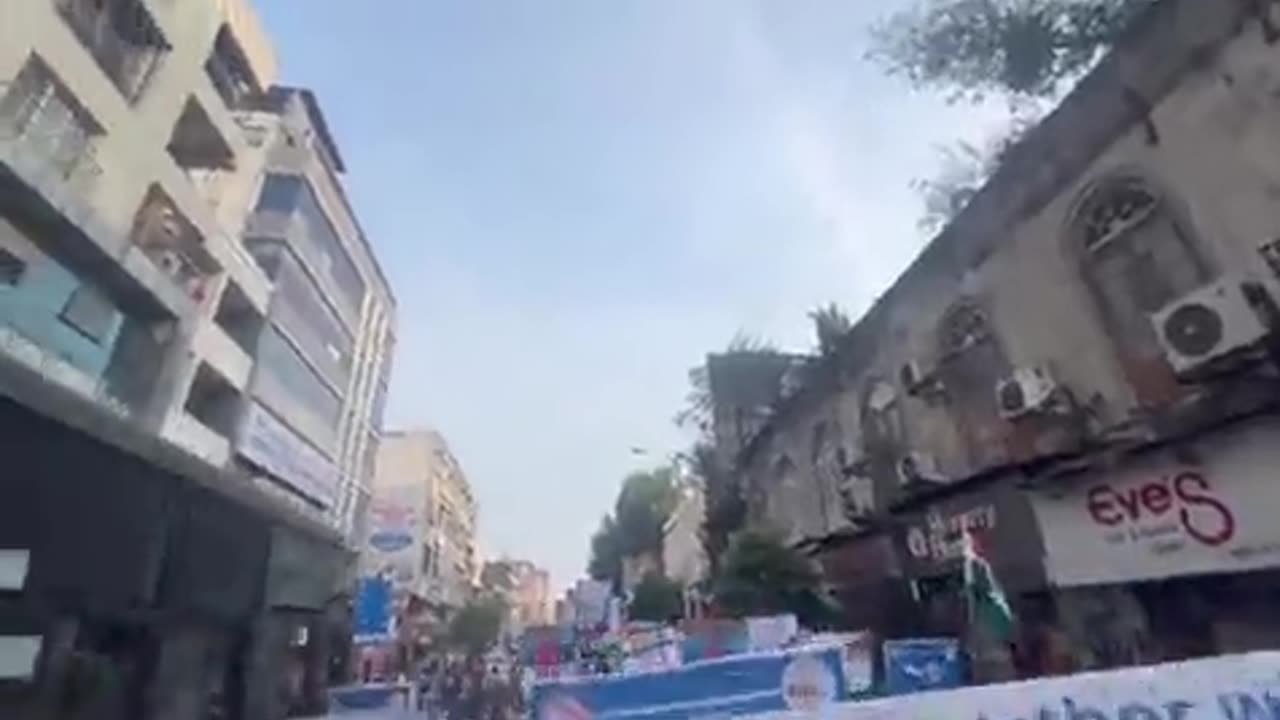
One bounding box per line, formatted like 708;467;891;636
353;576;393;644
882;637;963;695
533;644;857;720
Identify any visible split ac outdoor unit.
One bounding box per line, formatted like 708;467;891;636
897;451;947;487
995;366;1057;419
1150;278;1273;375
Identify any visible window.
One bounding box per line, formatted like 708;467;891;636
1073;176;1213;350
257;325;342;428
55;0;170;102
0;55;101;178
0;248;26;286
255;174;303;214
936;302;1009;466
60;284;117;344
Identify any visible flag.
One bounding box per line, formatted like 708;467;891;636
962;528;1015;642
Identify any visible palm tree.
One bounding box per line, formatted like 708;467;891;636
809;303;852;357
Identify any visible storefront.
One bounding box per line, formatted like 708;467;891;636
892;476;1049;682
1030;415;1280;670
814;530;911;636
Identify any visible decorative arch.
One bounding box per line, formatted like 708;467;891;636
1064;171;1216;402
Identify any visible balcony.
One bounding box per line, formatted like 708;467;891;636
0;322;130;419
163;410;231;468
192;321;251;390
0;64;104;220
205;26;262;111
55;0;171;103
129;185;220;306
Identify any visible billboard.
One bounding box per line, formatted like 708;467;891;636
236;402;339;508
366;486;422;588
353;575;394;645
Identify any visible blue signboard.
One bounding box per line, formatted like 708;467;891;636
883;638;964;695
533;644;858;720
353;576;393;645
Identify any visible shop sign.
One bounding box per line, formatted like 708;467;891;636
236;403;339;508
1031;419;1280;587
895;482;1044;586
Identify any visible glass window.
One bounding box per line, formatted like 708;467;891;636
293;180;366;311
273;251;353;387
255;174;302;213
257;325;341;428
60;284;117;344
0;248;26;286
1080;184;1211;346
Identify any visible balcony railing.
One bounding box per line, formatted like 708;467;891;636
0;323;130;419
163;411;231;468
0;80;103;198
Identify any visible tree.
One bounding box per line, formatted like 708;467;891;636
587;468;681;590
693;443;745;578
809;303;853;357
712;530;837;628
676;332;779;435
447;596;507;657
868;0;1158;102
629;572;684;623
912;107;1040;233
588;514;623;587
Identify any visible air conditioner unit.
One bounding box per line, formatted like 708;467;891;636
1150;279;1274;375
996;366;1057;419
897;451;947;487
838;473;875;519
899;360;927;393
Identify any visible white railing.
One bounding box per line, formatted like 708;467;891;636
163;412;232;467
193;321;253;389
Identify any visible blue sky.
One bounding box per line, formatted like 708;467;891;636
259;1;1006;589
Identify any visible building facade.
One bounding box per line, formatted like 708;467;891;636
0;1;392;717
735;0;1280;683
372;429;479;611
224;85;397;545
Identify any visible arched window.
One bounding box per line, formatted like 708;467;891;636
1072;175;1214;352
937;302;1010;467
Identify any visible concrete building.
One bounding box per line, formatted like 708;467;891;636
482;558;553;633
734;0;1280;682
225;85;397;546
0;0;392;717
372;429;479;611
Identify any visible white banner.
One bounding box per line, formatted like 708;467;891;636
1030;419;1280;587
751;652;1280;720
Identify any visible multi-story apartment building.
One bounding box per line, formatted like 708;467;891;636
482;558;553;633
372;429;478;610
220;85;397;545
736;0;1280;684
0;1;392;717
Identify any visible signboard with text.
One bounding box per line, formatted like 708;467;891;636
1031;419;1280;587
236;402;339;508
748;652;1280;720
894;480;1045;590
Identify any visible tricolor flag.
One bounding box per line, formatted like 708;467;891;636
962;528;1015;642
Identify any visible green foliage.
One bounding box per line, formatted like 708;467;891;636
694;443;745;577
712;530;837;628
869;0;1157;102
808;303;853;356
629;572;685;623
588;468;681;590
447;596;507;657
676;332;779;435
913;108;1040;233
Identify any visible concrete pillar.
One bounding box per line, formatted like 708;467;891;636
238;613;289;720
144;626;212;720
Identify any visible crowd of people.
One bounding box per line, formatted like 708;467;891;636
415;657;525;720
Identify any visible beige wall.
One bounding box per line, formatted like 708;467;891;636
746;1;1280;543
